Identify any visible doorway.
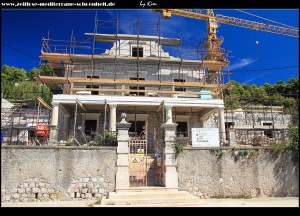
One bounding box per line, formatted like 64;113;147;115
129;121;146;137
85;120;97;139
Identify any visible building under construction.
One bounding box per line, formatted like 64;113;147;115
1;10;297;148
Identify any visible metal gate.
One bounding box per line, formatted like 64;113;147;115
153;128;165;186
129;124;147;187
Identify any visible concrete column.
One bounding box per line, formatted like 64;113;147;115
161;122;179;190
49;102;59;145
109;104;117;132
218;107;226;145
115;113;132;191
63;114;70;140
165;105;173;124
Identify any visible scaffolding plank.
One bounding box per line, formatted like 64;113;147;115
68;77;231;89
70;87;220;95
40;52;228;68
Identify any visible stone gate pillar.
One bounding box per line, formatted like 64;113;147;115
161;123;179;190
115;113;131;191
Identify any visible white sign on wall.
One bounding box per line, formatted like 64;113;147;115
192;128;220;147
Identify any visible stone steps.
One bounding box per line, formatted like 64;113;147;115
100;188;201;206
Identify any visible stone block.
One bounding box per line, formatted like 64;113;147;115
20;193;28;198
32;188;41;193
95;193;102;198
48;188;54;193
27;193;34;198
81;188;88;193
91;189;98;194
2;195;11;201
98;177;104;183
87;182;93;189
17;188;25;193
12;193;20;199
85;193;92;198
43;194;50;199
10;188;17;193
25;188;31;193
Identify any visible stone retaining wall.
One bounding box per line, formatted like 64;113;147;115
177;147;299;198
1;146;117;202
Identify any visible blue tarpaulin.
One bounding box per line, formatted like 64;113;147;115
1;132;4;144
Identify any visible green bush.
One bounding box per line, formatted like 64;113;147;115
88;131;117;146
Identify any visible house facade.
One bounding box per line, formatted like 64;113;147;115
39;33;230;150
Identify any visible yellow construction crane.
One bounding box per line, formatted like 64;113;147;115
152;9;299;61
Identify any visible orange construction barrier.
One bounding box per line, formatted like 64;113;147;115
35;124;49;138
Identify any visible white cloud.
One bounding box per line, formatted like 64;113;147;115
229;58;256;70
242;73;266;84
105;10;115;17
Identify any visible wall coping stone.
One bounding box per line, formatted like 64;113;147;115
1;145;117;150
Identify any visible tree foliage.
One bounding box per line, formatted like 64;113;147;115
1;65;27;83
27;67;41;81
224;78;299;111
1;65;52;104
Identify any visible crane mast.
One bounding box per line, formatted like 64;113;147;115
155;9;225;61
152;9;299;61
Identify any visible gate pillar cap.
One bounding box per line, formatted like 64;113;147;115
117;113;131;130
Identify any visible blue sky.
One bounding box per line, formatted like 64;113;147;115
1;9;299;85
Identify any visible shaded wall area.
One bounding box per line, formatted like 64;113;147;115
177;148;299;198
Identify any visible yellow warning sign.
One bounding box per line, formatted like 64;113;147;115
131;157;138;165
157;158;161;166
137;148;144;156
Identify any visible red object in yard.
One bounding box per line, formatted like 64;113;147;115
35;124;49;137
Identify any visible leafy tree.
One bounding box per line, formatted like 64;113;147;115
263;83;273;93
285;78;299;95
273;80;286;93
27;67;41;80
1;65;52;105
40;64;55;76
1;65;27;98
1;65;27;83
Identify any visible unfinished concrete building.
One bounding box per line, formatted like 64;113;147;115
36;14;231;150
1;12;295;149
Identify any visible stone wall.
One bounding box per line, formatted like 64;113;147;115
1;146;117;202
205;111;291;128
177;148;299;198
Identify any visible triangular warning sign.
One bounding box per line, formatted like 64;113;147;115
132;158;138;163
138;149;144;154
